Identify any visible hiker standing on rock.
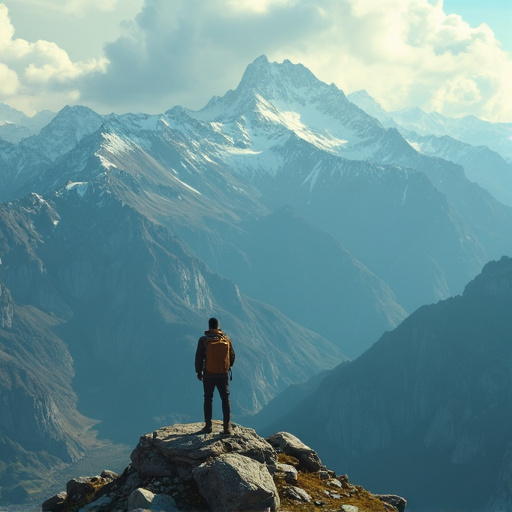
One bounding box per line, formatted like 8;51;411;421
195;317;235;435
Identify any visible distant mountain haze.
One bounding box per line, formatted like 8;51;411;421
259;256;512;512
0;55;511;505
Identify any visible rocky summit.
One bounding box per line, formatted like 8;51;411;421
42;422;406;512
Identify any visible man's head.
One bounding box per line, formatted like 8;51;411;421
208;317;219;330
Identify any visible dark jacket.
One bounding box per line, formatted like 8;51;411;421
195;329;235;378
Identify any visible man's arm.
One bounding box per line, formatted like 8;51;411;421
229;338;235;367
195;337;206;377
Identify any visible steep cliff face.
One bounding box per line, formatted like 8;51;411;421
263;256;512;511
0;280;93;502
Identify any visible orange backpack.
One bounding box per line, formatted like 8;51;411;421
204;335;230;374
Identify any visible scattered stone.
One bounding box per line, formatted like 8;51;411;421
329;478;343;488
127;487;178;512
377;494;407;512
314;499;324;506
276;462;298;483
193;453;279;512
285;486;311;502
266;432;324;472
341;505;359;512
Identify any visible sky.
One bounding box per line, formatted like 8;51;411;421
1;0;511;122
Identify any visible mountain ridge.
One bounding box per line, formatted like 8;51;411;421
258;255;512;511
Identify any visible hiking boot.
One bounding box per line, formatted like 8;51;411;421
201;424;213;434
223;423;232;435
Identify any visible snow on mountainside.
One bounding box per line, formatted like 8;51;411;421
348;90;512;163
0;102;56;143
20;105;104;162
2;55;511;316
348;89;512;208
188;55;401;169
410;134;512;208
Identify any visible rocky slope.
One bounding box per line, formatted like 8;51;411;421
260;256;512;511
42;422;407;512
0;280;94;503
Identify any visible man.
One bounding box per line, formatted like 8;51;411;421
195;317;235;435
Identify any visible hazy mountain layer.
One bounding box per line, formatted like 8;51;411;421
260;256;512;512
0;176;345;445
0;280;92;503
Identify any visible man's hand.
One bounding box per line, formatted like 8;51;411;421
197;372;203;381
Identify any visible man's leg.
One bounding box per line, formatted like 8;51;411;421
203;379;215;432
217;376;231;434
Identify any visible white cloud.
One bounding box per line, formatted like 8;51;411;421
63;0;123;15
0;4;106;113
5;0;122;16
0;63;19;95
77;0;511;121
276;0;512;121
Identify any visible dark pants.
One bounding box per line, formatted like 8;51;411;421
203;375;230;427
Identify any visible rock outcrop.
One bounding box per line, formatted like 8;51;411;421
42;421;406;512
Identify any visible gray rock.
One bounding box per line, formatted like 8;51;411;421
78;495;113;511
42;491;67;511
66;476;98;500
100;470;119;482
193;453;279;512
266;431;324;472
131;422;277;480
329;478;343;488
127;488;178;512
377;494;407;512
0;281;14;328
284;486;311;502
276;462;298;483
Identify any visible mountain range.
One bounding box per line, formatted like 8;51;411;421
0;55;511;507
257;255;512;512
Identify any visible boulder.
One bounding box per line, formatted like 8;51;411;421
276;462;298;484
131;422;277;480
42;491;67;512
65;472;117;503
66;476;98;500
127;487;178;511
266;431;324;472
192;453;279;512
377;494;407;512
284;486;311;502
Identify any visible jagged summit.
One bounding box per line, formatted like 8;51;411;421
237;55;323;98
21;104;104;161
194;55;350;122
42;422;406;512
